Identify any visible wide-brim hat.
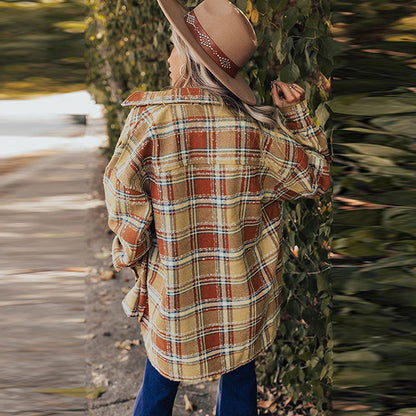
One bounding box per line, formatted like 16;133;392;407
157;0;258;105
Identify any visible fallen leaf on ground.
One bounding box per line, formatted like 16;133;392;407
257;400;275;409
100;271;115;280
184;394;194;411
266;389;277;402
115;340;133;350
118;349;129;362
283;395;293;407
92;371;109;387
115;339;140;350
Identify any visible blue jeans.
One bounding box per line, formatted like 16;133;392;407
133;357;257;416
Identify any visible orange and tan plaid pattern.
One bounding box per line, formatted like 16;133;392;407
103;87;332;383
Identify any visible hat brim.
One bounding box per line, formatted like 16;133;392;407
157;0;257;105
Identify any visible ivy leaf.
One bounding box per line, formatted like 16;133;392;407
256;28;264;46
305;11;320;30
271;26;282;50
297;0;311;16
279;62;300;82
282;7;300;32
318;36;343;62
256;0;267;14
315;53;329;78
245;0;252;18
251;7;259;25
272;0;288;13
281;36;293;57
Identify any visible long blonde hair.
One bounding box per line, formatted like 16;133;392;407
165;27;291;134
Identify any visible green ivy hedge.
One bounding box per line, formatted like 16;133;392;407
86;0;334;414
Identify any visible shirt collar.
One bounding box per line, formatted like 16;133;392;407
121;87;223;107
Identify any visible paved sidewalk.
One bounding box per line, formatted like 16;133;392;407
0;90;109;415
0;148;103;415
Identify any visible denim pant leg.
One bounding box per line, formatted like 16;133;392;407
215;359;257;416
133;357;180;416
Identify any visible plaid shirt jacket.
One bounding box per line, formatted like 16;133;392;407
103;87;332;383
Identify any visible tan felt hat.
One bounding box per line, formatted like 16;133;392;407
157;0;258;105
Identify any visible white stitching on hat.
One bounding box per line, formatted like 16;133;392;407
185;12;232;70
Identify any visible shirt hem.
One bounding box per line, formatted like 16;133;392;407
139;317;280;385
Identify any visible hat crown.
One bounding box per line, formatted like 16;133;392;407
192;0;257;67
156;0;258;104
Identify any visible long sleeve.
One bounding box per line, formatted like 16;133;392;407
103;107;154;272
263;99;332;200
103;171;153;272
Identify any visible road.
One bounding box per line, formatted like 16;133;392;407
0;92;106;415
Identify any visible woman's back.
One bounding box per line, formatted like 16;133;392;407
103;86;331;383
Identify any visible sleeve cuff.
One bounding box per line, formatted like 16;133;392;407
278;99;309;118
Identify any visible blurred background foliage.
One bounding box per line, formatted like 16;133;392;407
328;1;416;415
0;0;87;99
